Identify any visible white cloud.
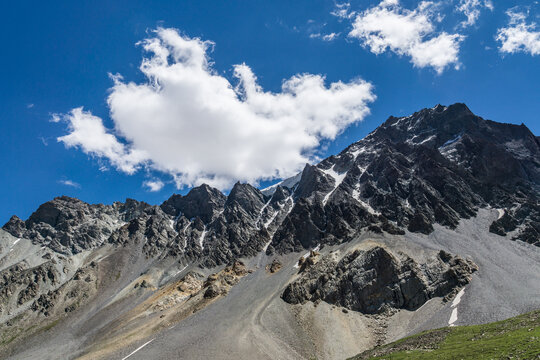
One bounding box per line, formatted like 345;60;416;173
56;108;148;174
456;0;493;28
27;103;34;109
348;0;464;73
496;9;540;56
143;179;165;192
408;33;464;70
58;179;81;188
310;32;340;41
331;3;356;20
56;28;375;190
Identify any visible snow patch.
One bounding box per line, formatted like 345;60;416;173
439;146;461;164
496;209;505;220
321;165;347;206
390;116;408;128
356;198;380;216
182;223;190;234
451;288;465;307
262;240;272;252
349;145;370;159
264;210;279;228
352;182;380;215
199;227;207;250
448;308;458;326
418;134;436;145
284;195;295;216
404;198;411;209
448;288;465;326
261;172;302;196
255;198;272;229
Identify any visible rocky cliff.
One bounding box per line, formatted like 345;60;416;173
282;245;478;314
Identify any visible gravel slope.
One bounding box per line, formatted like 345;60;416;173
3;208;539;360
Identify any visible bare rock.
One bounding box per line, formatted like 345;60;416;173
266;259;283;274
282;245;478;314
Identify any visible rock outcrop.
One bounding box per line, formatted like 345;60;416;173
266;259;282;274
282;245;478;314
202;260;248;298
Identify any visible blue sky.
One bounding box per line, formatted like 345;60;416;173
1;0;539;224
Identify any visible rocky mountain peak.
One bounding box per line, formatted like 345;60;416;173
267;103;538;251
225;182;265;214
294;163;334;200
112;198;151;222
160;184;226;223
373;103;478;147
1;197;148;254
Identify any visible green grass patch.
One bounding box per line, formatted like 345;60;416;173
350;310;540;360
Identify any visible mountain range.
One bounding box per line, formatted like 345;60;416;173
0;103;538;359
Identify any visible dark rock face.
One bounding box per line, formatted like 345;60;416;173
269;103;539;252
160;184;226;223
108;206;180;258
488;204;539;246
110;183;273;267
372;104;539;243
0;262;60;315
30;262;98;317
282;246;478;314
2;196;151;254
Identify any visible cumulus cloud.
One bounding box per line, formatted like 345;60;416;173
456;0;493;28
347;0;464;73
56;108;148;174
56;28;375;190
496;8;540;56
58;179;81;188
143;179;165;192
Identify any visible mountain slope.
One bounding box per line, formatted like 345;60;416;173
349;309;540;360
0;103;538;359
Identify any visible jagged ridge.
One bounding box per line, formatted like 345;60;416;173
3;103;538;268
